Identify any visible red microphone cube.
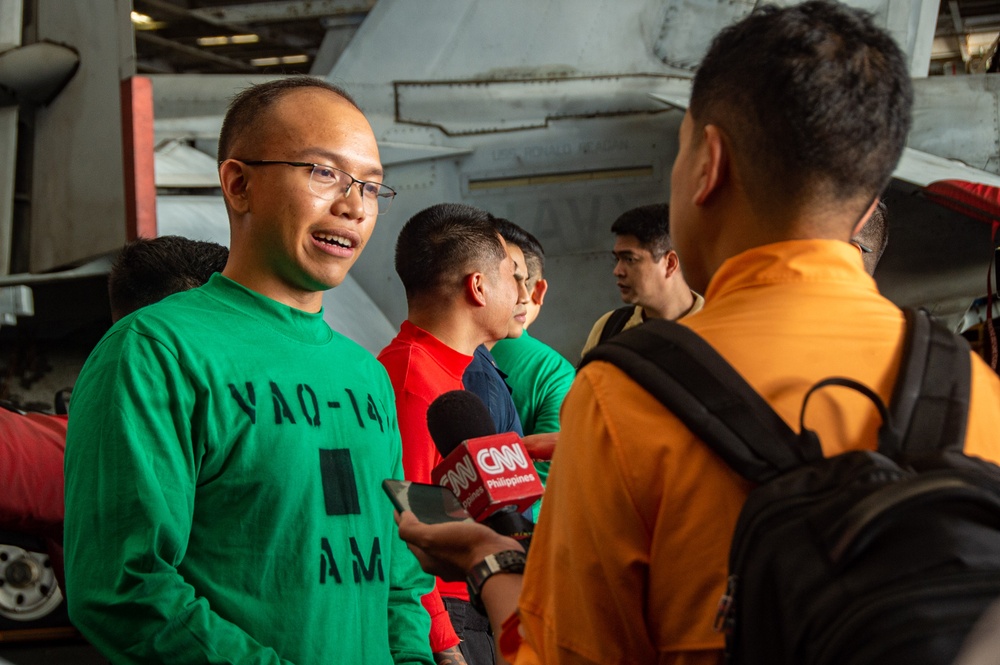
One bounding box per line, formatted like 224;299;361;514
431;432;544;520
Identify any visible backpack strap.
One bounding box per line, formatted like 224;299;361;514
580;319;812;484
885;308;971;456
579;309;973;483
598;306;638;345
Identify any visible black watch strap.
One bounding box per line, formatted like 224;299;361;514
466;550;527;613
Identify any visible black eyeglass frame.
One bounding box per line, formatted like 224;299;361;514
850;240;874;254
229;158;396;215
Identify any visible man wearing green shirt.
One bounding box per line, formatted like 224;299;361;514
490;224;574;520
63;77;434;665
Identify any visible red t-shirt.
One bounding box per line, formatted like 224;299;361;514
378;321;474;652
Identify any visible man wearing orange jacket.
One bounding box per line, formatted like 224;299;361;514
392;3;1000;664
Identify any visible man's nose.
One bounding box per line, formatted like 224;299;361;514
333;183;367;220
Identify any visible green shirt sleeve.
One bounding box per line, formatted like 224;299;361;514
528;349;575;502
64;327;293;664
381;387;436;665
530;351;575;436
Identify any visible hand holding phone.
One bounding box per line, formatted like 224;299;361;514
382;479;474;525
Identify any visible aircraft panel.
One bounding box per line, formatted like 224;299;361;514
910;75;1000;176
346;108;682;357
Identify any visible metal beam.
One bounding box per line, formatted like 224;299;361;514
320;14;367;29
138;0;243;30
190;0;374;25
136;58;177;74
0;0;22;276
135;31;257;72
138;0;319;51
948;1;964;34
964;14;1000;28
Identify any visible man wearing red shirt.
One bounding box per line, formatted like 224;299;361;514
379;203;521;665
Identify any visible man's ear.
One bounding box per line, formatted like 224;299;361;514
531;278;548;307
851;197;880;238
466;272;488;307
219;160;250;215
694;124;728;206
662;251;680;278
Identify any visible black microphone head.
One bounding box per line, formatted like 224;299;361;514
427;390;497;457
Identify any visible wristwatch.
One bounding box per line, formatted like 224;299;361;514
466;550;527;613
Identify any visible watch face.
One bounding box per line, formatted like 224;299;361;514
468;549;527;594
493;551;527;571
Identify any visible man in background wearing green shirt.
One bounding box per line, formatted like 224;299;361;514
490;224;574;520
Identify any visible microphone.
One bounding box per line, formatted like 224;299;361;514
426;388;497;455
427;391;543;545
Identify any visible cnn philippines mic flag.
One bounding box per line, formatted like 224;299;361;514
431;431;543;520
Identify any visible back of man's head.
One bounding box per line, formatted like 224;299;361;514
395;203;506;300
690;1;912;219
494;218;545;277
611;204;672;259
520;232;546;283
493;218;548;328
109;236;230;322
520;233;546;288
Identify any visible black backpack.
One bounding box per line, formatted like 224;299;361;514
580;309;1000;665
598;305;636;345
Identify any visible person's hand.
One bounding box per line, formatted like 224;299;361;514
395;511;523;581
522;432;558;460
433;646;469;665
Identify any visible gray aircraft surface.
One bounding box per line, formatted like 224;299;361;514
6;0;1000;361
149;0;1000;360
0;0;999;649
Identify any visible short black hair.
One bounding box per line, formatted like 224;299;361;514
394;203;506;299
690;1;912;218
108;236;229;321
493;218;546;279
217;76;359;163
611;204;672;259
521;231;546;281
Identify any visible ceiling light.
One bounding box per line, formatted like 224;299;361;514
251;55;309;67
130;11;166;30
196;34;260;47
197;36;229;47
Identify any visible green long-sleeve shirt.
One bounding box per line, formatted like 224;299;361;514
64;275;434;664
491;330;575;520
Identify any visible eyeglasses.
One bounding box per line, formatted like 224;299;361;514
232;159;396;215
851;240;873;254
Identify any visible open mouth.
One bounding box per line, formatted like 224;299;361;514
314;232;355;249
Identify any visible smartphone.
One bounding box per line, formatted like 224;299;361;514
382;479;474;525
